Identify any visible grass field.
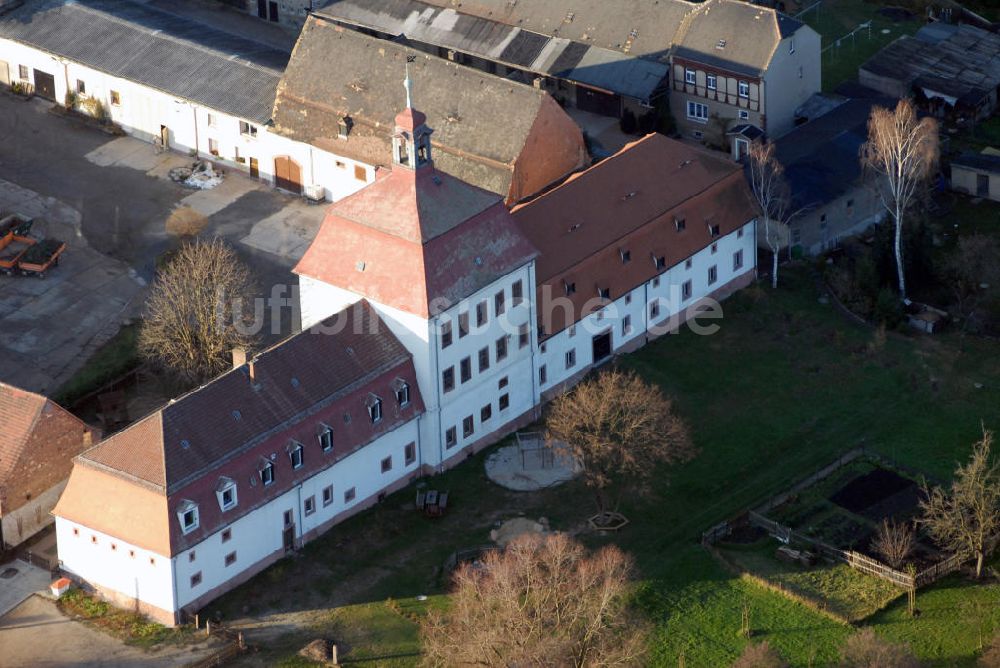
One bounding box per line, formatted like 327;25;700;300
220;268;1000;667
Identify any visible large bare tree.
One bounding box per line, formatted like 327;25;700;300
139;238;258;382
421;533;647;667
746;141;797;289
860;99;939;301
872;518;915;569
920;429;1000;578
839;629;920;668
546;368;694;516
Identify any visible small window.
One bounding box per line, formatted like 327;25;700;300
622;315;632;335
319;426;333;452
708;265;718;285
597;287;611;300
481;404;492;422
620;249;631;264
110;90;121;106
208;138;220;156
260;461;275;486
518;323;529;348
405;442;416;465
738;81;749;98
460;357;472;383
846;199;854;209
322;485;334;506
711;243;718;254
653;255;666;271
499;393;510;411
304;496;316;515
625;294;632;305
110;543;117;552
190;572;202;588
73;528;79;537
189;551;196;563
685;258;693;270
706;74;717;90
565;349;576;369
498;376;509;390
496;336;508;361
441;321;453;348
511;280;524;305
733;250;744;271
564;280;576;296
222;528;232;543
207;113;216;127
344;487;356;503
709;224;721;238
675;217;686;232
218;481;238;511
289;442;304;469
149;557;156;566
442;366;455;392
129;550;135;558
495;291;505;316
478;347;490;372
539;365;548;385
178;502;199;534
569;325;576;338
75;79;85;95
685;69;696;84
239;121;257;137
368;396;383;423
739;110;749;121
737;228;744;239
682;280;693;300
283;510;294;527
354;165;366;181
381;456;392;473
476;301;488;328
458;312;470;338
18;64;28;80
225;552;237;567
653;277;661;288
462;415;475;438
395;381;410;407
650;301;661;319
445;426;457;449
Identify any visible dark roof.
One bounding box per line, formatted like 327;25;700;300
952;151;1000;175
272;17;585;201
0;0;287;123
674;0;803;76
774;97;887;210
80;301;415;494
316;0;670;100
727;123;764;140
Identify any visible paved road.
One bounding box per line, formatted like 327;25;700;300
0;560;50;619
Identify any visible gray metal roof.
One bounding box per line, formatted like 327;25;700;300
0;0;288;123
952;151;1000;175
316;0;669;100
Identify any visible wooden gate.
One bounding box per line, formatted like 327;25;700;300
32;69;55;101
274;156;302;194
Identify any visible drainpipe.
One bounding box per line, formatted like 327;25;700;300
295;484;304;547
527;261;540;416
430;316;444;469
191;104;200;158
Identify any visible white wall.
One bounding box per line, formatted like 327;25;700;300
763;28;822;138
55;518;176;613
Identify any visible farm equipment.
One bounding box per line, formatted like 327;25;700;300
0;214;66;278
17;239;66;277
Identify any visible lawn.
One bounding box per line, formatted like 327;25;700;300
222;268;1000;666
797;0;923;92
52;322;141;406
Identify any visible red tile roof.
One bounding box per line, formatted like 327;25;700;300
295;165;538;317
512;133;759;336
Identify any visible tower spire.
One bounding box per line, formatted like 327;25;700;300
404;55;415;109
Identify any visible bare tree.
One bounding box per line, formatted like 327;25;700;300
747;142;798;289
139;238;258;383
944;235;1000;333
839;629;921;668
421;533;648;667
546;368;695;516
872;518;915;569
919;429;1000;578
732;641;788;668
860;99;939;301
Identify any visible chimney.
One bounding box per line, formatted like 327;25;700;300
232;347;247;370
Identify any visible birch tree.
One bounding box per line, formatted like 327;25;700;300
746;142;792;289
919;429;1000;579
860;99;939;301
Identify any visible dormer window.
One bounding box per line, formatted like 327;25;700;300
597;287;611;300
564;280;576;296
177;500;199;534
394;380;411;407
288;442;304;469
338;116;352;138
620;249;631;264
708;224;721;238
653;255;666;271
675;217;686;232
318;425;333;452
216;478;238;512
259;460;275;486
367;395;383;423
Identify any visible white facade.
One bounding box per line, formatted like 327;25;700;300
0;39;376;202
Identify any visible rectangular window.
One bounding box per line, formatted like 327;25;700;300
711;243;718;254
620;249;631;264
685;258;693;270
706;74;717;90
319;427;333;452
685;69;696;84
208;138;219;156
368;397;383;423
737;228;744;238
458;312;469;338
207;113;216;127
653;277;660;288
304;495;316;516
733;250;744;271
496;336;508;362
481;404;492;422
494;291;505;316
565;349;576;369
190;572;202;588
222;528;232;543
539;365;548;385
569;325;576;338
381;456;392;473
675;217;686;232
463;415;475;438
511;280;524;305
180;507;199;533
739;110;749;121
709;224;721;237
518;323;529;348
460;357;472;383
442;366;455;392
289;443;304;469
344;487;356;503
110;90;121;106
354;165;366;181
18;64;28;80
738;81;749;98
623;315;632;335
239;121;257;137
260;461;275;486
499;393;510;411
708;265;718;285
650;301;660;319
564;280;576;296
220;485;237;511
225;552;237;567
284;510;294;527
686;101;708;121
654;255;666;271
682;280;693;300
395;382;410;407
441;321;453;348
478;347;490;372
445;426;457;449
76;79;85;95
189;551;196;562
405;442;416;466
476;300;488;327
322;485;334;506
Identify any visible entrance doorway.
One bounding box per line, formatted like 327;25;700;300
159;125;170;150
283;508;295;552
249;157;259;179
274;156;303;194
268;0;279;21
257;0;266;18
978;173;990;197
32;69;55;101
591;330;612;363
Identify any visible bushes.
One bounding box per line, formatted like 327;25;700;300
732;641;788;668
839;629;920;668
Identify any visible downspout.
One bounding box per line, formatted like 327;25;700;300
527;260;540;416
295;483;304;547
430;316;444;470
191;104;199;158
